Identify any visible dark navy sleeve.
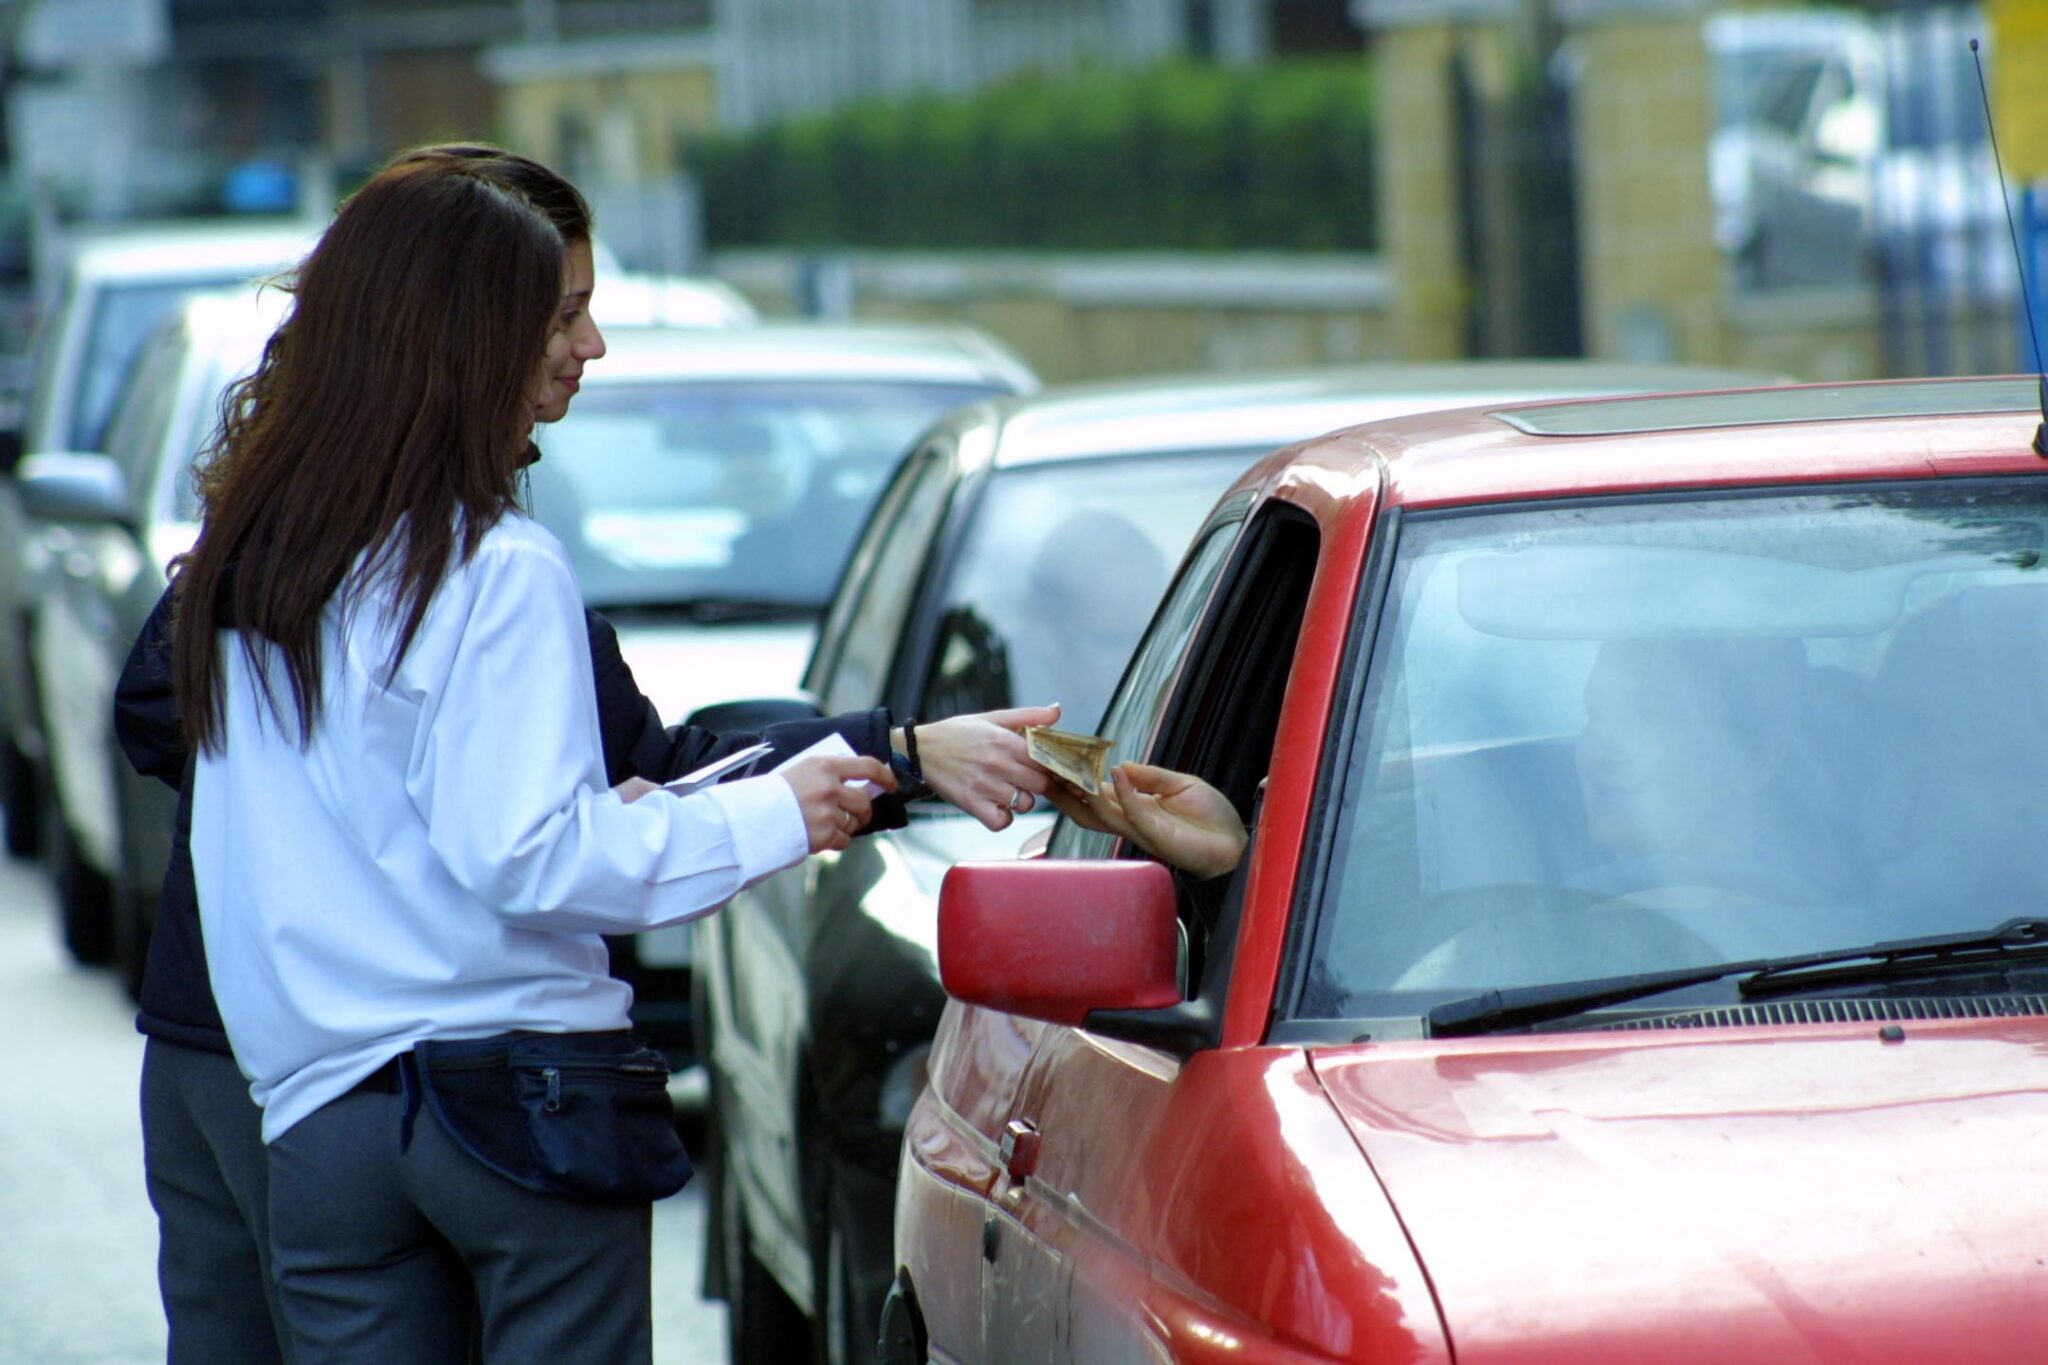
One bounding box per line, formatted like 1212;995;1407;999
584;610;907;832
114;585;186;789
586;609;669;787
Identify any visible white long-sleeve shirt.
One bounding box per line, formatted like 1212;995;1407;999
192;512;807;1141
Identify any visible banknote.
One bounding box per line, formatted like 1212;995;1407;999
1025;725;1114;794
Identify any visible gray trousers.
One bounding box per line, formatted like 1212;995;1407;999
141;1037;290;1365
265;1070;653;1365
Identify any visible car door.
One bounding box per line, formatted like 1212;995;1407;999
980;502;1328;1361
705;427;967;1291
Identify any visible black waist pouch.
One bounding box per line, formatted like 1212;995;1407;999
411;1030;693;1205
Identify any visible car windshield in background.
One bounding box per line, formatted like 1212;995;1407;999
76;280;234;451
1305;480;2048;1023
918;451;1252;732
526;380;999;613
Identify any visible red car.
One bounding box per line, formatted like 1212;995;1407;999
890;377;2048;1363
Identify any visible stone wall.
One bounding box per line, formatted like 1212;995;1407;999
710;250;1399;385
1563;0;1724;366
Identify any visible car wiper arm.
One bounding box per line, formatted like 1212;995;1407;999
1737;916;2048;997
1427;960;1770;1038
1425;918;2048;1037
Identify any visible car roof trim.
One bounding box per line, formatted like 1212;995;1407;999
1496;376;2042;437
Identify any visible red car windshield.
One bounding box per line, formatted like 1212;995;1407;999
1307;479;2048;1021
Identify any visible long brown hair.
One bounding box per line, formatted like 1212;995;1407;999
387;143;594;246
173;157;566;753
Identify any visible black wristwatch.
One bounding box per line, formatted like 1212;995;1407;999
890;720;934;801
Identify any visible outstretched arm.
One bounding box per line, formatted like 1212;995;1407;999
896;704;1061;832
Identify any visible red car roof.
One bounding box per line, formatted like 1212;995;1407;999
1238;376;2048;519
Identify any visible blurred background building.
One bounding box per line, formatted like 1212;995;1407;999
0;0;2041;386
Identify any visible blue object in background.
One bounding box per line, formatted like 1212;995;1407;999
223;158;298;215
2018;182;2048;373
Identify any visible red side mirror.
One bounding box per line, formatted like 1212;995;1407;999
938;860;1184;1027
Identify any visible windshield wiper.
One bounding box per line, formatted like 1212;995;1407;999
1737;916;2048;997
1425;917;2048;1038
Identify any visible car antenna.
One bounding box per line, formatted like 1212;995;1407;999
1971;37;2048;458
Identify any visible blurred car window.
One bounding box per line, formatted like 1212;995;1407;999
816;437;959;714
526;379;1000;614
915;450;1251;732
1049;511;1245;863
100;323;187;491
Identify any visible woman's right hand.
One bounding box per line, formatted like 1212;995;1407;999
779;754;896;853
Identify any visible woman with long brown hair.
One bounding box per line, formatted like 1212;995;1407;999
161;150;1051;1362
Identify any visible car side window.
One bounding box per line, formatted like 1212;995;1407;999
1147;504;1322;1003
813;435;959;716
1152;505;1321;811
1049;500;1248;861
101;329;183;491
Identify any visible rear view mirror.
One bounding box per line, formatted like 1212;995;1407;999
17;452;132;526
683;696;823;732
938;860;1182;1027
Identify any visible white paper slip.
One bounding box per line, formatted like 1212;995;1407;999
662;742;774;798
775;732;886;797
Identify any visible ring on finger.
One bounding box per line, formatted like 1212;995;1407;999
1007;785;1028;813
841;809;856;831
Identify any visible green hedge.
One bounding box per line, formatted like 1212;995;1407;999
691;61;1376;253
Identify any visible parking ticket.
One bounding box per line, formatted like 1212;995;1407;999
661;742;773;797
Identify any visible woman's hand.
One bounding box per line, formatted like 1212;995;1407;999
613;777;660;804
780;755;896;853
906;704;1060;832
1047;762;1247;880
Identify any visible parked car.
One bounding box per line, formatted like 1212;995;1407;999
694;361;1779;1364
22;298;1015;998
897;374;2048;1363
530;321;1037;1054
597;270;759;327
1707;8;2007;292
20;287;290;986
0;219;317;894
0;217;748;869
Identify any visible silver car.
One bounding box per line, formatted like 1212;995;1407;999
1;220;318;876
525;321;1038;1049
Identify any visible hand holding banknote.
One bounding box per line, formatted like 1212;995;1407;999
1045;761;1248;880
1024;726;1114;794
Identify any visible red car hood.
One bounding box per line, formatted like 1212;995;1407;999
1311;1021;2048;1363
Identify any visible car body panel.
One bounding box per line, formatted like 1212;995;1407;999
897;374;2048;1362
1313;1022;2048;1360
905;1020;1450;1364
